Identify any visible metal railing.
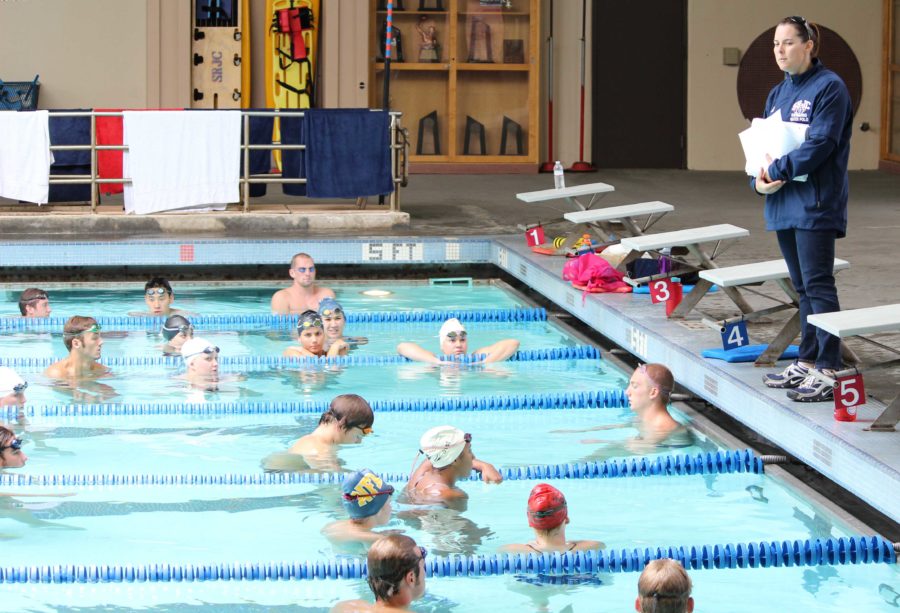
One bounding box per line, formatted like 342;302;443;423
42;109;408;213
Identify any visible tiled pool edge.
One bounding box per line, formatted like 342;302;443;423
0;235;896;524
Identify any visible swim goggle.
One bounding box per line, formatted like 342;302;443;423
63;323;102;338
145;287;170;296
9;381;27;394
342;483;394;502
183;346;219;360
445;331;467;341
638;363;673;396
23;292;48;303
350;425;373;435
297;317;324;330
0;437;22;452
420;432;472;454
162;323;194;337
319;307;344;318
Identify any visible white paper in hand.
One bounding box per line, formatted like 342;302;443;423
739;110;809;182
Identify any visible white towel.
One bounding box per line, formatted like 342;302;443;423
0;110;53;205
123;110;241;214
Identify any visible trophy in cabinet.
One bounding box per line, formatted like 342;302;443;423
467;18;494;63
416;16;440;62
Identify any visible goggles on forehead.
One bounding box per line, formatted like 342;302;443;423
341;483;394;502
320;308;343;318
184;346;219;360
64;323;102;337
0;437;22;452
145;287;171;296
298;317;323;330
445;331;467;341
163;324;194;336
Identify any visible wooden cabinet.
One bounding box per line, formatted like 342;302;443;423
370;0;540;171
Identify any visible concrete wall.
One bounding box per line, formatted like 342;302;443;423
0;0;153;108
687;0;881;170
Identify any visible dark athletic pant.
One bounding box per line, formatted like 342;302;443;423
776;228;842;370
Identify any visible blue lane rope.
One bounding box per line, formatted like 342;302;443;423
18;389;627;417
0;535;893;584
0;308;547;332
0;345;600;370
0;450;764;488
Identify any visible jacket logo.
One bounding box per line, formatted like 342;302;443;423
790;100;812;123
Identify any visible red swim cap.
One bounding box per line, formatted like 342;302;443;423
527;483;568;530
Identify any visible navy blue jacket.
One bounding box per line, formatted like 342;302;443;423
752;60;852;238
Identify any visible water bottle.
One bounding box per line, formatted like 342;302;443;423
553;161;565;189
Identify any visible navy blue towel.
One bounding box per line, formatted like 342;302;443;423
304;109;394;199
280;110;308;197
48;110;91;202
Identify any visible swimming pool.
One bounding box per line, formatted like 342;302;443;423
1;282;898;611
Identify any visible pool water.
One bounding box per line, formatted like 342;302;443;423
0;320;576;359
0;281;524;318
1;282;898;612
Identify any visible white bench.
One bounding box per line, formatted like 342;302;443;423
698;258;851;366
563;201;674;243
807;304;900;431
619;224;754;316
516;181;616;253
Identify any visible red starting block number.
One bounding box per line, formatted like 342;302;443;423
525;224;545;247
650;279;674;304
834;374;865;422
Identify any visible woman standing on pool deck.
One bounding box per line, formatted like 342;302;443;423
754;16;852;403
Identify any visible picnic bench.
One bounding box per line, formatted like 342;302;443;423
698;258;852;367
807;303;900;431
619;224;754;315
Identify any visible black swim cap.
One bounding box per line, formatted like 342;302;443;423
161;315;192;341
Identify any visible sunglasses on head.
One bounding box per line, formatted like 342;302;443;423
446;331;467;341
293;266;315;273
1;437;22;452
145;288;170;296
787;15;813;38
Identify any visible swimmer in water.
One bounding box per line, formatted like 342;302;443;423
499;483;604;554
271;252;336;315
139;277;188;317
553;363;692;457
264;394;374;472
18;288;51;318
317;297;368;352
332;535;428;612
44;316;110;381
322;469;397;547
405;426;502;506
160;315;193;356
180;337;220;390
397;318;519;365
0;368;28;410
283;310;349;358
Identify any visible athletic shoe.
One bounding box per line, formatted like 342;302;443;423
762;360;810;389
787;371;835;403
